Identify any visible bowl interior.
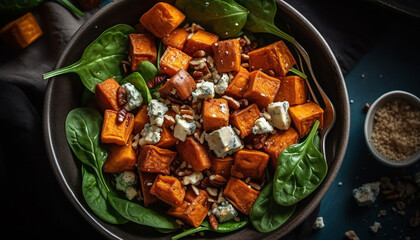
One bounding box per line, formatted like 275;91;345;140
364;90;420;167
43;0;350;239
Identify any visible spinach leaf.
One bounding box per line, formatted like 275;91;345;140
175;0;248;38
273;121;327;206
156;40;165;71
43;24;135;92
120;72;152;104
138;61;158;82
250;182;296;232
108;193;179;230
81;164;128;224
65;107;109;192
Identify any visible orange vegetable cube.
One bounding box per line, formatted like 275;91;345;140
159;69;196;100
231;149;269;180
289;102;324;137
0;12;43;50
138;145;177;175
275;75;307;105
243;70;281;108
229;104;261;138
183;30;219;55
177;136;211;172
159;46;192;76
263;127;299;168
168;187;210;227
212;38;241;72
224;177;260;215
95;78;120;111
101;110;134;145
162;28;190;50
248;40;296;77
138;172;158;206
129;33;157;71
202;98;229;132
211;155;234;179
150;174;185;207
155;126;178;149
225;67;249;99
103;136;137;173
133;105;149;134
139;2;186;38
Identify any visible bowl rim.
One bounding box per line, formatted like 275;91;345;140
42;0;349;239
364;90;420;167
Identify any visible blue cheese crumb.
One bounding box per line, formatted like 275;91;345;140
211;201;238;223
205;126;243;157
122;83;142;111
252;117;274;134
115;171;138;200
267;101;291;130
140;123;162;145
312;217;325;230
174;116;196;142
191;81;215;99
370;221;381;233
147;99;168;127
352;182;380;206
214;73;230;95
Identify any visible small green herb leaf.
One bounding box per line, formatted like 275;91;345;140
289;67;307;79
120;72;152;104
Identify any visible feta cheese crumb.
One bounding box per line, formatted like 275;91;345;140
211;201;238;223
352;182;380;206
312;217;325;230
267;101;291;130
147;99;168;127
252;117;274;134
369;221;381;233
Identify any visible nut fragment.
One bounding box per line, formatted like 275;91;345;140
117;108;127;123
238;98;249;108
253;133;268;149
222;95;241;110
209;213;219;231
344;230;360;240
193;50;206;58
209;174;227;187
147;74;168;89
117;86;127;107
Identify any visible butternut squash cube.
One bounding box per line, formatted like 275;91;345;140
163;28;190;50
183;30;219;55
229;103;260;138
159;69;196;100
212;38;241;72
248;40;296;77
103;136;136;173
138;172;158;206
95;78;120;111
150;174;185;207
225;67;249;99
231;149;269;180
275;75;307;105
139;2;186;38
202;98;229;132
243;70;281;108
211;155;233;179
159;46;192;76
168;187;210;227
129;33;157;71
289;102;324;137
263;127;299;168
224;177;260;215
155;126;178;149
138;145;177;175
133;105;149;134
101;109;134;145
177;136;211;172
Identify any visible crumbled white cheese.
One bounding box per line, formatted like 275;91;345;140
352;182;380;206
191;81;215;99
252;117;274;134
140;123;162;145
205;126;243;157
174;116;196;142
214;73;230;95
312;217;325;230
369;221;381;233
182;171;204;185
212;201;238;223
115;171;138;200
122;83;142;111
147;99;168;127
267;101;291;130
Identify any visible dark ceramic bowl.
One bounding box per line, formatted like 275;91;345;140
43;0;350;239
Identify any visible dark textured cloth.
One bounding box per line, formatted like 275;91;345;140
0;0;395;238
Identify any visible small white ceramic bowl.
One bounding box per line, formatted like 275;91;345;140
364;90;420;167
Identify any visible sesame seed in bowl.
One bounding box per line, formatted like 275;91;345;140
364;90;420;167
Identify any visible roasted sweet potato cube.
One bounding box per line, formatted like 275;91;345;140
133;105;149;134
177;136;211;172
225;67;249;99
138;145;177;175
150;174;185;207
264;127;299;168
183;30;219;55
103;136;136;173
168;187;210;227
202;98;229;132
163;28;190;50
229;104;260;138
129;33;157;71
244;70;281;108
95;78;120;111
224;177;260;215
159;69;196;100
159;46;192;76
212;38;241;72
231;149;269;180
138;172;158;206
289;102;324;137
155;126;178;149
248;40;296;77
275;75;307;105
139;2;185;38
101;110;134;145
211;155;233;179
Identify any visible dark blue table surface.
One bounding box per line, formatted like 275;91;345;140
307;18;420;240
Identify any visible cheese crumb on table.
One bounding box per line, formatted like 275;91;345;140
312;217;325;230
369;221;381;233
352;182;380;206
344;230;360;240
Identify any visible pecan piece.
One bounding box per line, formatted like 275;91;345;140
117;108;127;123
117;86;127;107
222;95;240;110
209;174;227;188
253;133;268;149
209;213;219;231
